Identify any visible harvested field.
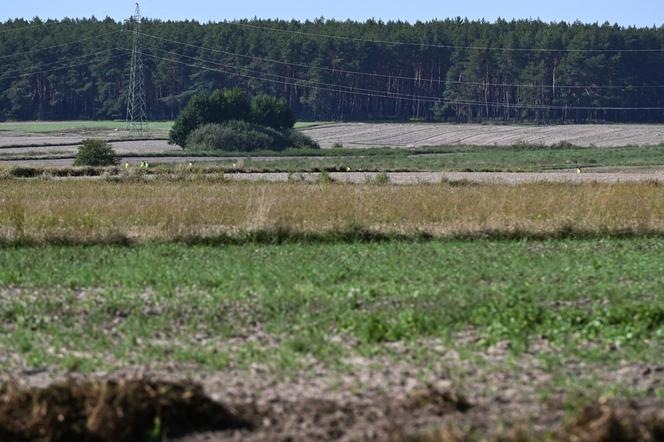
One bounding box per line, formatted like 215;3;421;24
301;123;664;148
3;123;664;160
0;122;175;163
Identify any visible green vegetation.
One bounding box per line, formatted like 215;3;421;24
186;121;318;152
0;239;661;372
1;19;663;122
73;139;119;166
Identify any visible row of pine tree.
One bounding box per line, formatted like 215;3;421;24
1;17;663;122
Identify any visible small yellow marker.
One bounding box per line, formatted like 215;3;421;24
576;168;582;174
124;162;129;169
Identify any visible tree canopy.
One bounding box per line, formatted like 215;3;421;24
1;17;663;123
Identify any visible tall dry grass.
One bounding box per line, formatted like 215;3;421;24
1;180;664;244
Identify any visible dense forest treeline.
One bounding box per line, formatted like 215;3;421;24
1;17;663;123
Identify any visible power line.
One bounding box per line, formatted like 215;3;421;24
143;51;453;103
138;31;664;90
445;79;664;90
0;30;124;61
223;21;664;53
0;47;123;79
147;46;446;102
141;50;664;111
0;49;129;82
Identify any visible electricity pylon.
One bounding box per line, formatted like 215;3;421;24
125;3;148;136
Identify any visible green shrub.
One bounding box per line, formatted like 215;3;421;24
73;139;118;167
186;121;289;152
186;121;319;152
286;130;320;149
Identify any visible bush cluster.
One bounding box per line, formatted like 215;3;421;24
169;88;312;151
73;139;118;167
186;121;318;152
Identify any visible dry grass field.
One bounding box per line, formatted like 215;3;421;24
2;179;664;244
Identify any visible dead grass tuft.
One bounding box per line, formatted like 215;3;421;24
0;379;251;442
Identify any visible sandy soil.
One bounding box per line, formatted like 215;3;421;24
301;123;664;148
1;166;663;183
0;156;342;167
223;171;664;184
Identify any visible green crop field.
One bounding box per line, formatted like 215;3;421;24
1;238;663;440
2;239;662;372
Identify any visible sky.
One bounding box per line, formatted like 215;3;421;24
1;0;662;27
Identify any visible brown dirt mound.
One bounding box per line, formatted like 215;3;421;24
0;379;252;442
566;400;664;442
400;400;664;442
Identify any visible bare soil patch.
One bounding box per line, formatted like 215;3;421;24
2;357;662;442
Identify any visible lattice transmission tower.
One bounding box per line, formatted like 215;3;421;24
125;3;148;136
